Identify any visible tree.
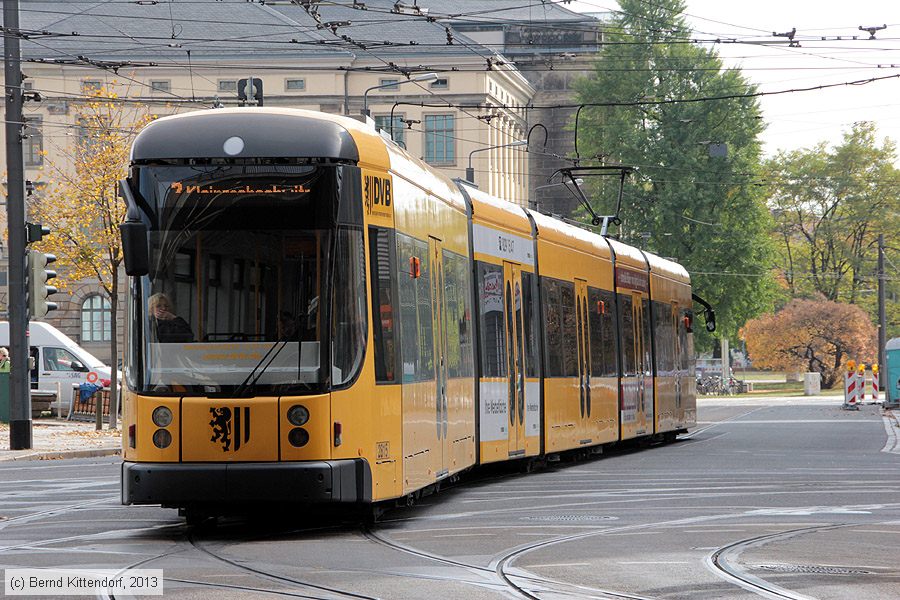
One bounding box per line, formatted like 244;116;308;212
766;122;900;305
741;298;876;388
573;0;775;350
33;84;155;429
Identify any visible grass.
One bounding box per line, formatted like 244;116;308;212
731;370;791;382
698;370;846;397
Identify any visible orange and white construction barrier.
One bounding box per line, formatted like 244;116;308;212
857;363;867;403
843;361;859;410
844;362;881;408
867;364;880;404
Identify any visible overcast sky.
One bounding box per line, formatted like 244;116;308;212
568;0;900;159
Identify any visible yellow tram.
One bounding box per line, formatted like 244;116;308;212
119;108;701;516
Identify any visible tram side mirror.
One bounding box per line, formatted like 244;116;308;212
704;308;716;333
120;221;149;276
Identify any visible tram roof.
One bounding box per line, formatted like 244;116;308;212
606;237;647;271
528;210;611;260
643;252;690;284
464;185;532;237
130;107;386;163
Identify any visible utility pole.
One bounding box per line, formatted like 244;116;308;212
4;0;32;449
878;234;886;393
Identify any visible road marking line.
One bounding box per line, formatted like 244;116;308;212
882;415;900;454
715;420;879;424
618;561;691;564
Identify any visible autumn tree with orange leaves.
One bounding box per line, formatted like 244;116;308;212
741;298;876;388
33;84;156;429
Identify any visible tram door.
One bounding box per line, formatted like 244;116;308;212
503;261;526;456
632;293;653;430
430;237;450;475
575;280;592;440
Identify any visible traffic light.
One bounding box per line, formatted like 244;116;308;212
27;249;58;318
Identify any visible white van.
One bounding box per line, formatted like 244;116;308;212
0;321;114;401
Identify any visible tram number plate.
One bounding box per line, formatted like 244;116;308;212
376;441;390;460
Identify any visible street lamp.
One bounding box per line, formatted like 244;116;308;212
362;72;439;116
466;140;527;184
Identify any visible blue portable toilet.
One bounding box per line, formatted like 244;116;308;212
887;337;900;409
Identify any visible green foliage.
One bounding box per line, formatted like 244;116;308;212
765;123;900;338
573;0;776;350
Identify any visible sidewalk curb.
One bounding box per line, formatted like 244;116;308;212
0;447;121;462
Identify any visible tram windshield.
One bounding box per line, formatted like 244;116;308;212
128;164;367;396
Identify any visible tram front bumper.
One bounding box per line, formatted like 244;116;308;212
121;459;372;506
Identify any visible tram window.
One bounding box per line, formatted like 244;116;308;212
455;254;474;377
619;293;636;376
642;300;652;375
369;227;397;383
600;290;618;376
174;251;193;281
336;166;363;226
444;251;473;378
444;251;461;378
680;308;694;376
559;281;578;377
588;287;607;377
653;301;675;373
541;278;562;377
478;262;506;378
332;227;367;387
521;272;539;378
397;233;434;382
542;277;577;378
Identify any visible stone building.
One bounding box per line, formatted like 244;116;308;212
1;1;601;363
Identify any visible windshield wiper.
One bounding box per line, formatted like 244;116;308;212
229;341;290;398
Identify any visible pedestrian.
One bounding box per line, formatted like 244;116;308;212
0;347;9;372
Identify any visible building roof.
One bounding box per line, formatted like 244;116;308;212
6;0;590;64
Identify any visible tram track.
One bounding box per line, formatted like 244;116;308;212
186;530;382;600
493;537;657;600
364;525;653;600
0;495;117;531
705;524;853;600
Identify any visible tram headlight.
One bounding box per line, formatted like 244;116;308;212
152;406;173;428
287;405;310;426
288;427;310;447
152;428;172;449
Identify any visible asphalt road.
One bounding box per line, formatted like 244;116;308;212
1;397;898;599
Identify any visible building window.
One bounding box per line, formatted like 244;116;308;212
76;116;106;158
218;80;237;93
430;78;448;89
424;114;455;164
374;114;405;146
149;80;171;93
82;80;102;94
285;78;306;91
82;295;112;342
24;116;43;166
378;78;399;91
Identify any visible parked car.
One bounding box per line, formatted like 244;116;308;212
0;321;115;412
